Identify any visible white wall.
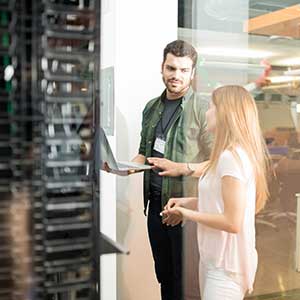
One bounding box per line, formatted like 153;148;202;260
114;1;177;299
100;1;178;300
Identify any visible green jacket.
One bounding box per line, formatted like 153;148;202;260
138;87;212;214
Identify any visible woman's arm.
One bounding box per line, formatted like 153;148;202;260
161;197;198;226
147;157;209;178
163;176;246;233
165;197;198;210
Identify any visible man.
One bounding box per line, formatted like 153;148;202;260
131;40;211;300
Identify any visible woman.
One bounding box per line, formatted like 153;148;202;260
161;85;270;300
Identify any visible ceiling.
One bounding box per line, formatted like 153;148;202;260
247;2;300;38
249;34;300;67
179;1;300;96
246;1;300;61
179;1;300;67
179;27;300;68
179;1;300;34
249;0;300;17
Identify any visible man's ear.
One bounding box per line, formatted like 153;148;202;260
161;62;164;74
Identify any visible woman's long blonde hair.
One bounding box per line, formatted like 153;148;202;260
206;85;270;213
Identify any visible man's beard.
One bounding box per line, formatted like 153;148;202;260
163;77;190;95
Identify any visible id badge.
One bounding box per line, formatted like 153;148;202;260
154;137;166;154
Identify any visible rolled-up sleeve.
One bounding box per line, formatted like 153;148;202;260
198;108;213;160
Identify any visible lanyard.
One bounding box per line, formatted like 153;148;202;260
160;102;181;138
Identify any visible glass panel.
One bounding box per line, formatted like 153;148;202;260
180;0;300;298
180;2;251;299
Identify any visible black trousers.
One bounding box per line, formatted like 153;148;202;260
147;193;183;300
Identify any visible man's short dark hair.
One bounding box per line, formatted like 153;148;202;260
163;40;198;69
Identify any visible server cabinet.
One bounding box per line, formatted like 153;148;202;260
1;0;101;299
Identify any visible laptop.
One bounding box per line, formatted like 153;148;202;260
98;127;152;175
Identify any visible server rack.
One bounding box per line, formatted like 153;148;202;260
1;0;102;299
31;0;100;299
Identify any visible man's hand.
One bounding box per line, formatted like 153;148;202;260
147;157;186;177
102;162;111;173
255;60;272;88
102;162;139;176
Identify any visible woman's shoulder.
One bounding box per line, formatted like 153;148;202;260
218;147;253;178
220;147;249;161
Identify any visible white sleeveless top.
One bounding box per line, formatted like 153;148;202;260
197;148;257;293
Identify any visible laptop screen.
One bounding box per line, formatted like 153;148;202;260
96;127;119;170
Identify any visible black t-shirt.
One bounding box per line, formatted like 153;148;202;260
150;96;182;193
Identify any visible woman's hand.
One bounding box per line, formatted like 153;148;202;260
164;197;184;210
161;198;187;226
161;206;184;226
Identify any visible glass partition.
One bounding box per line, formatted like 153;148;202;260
179;0;300;299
